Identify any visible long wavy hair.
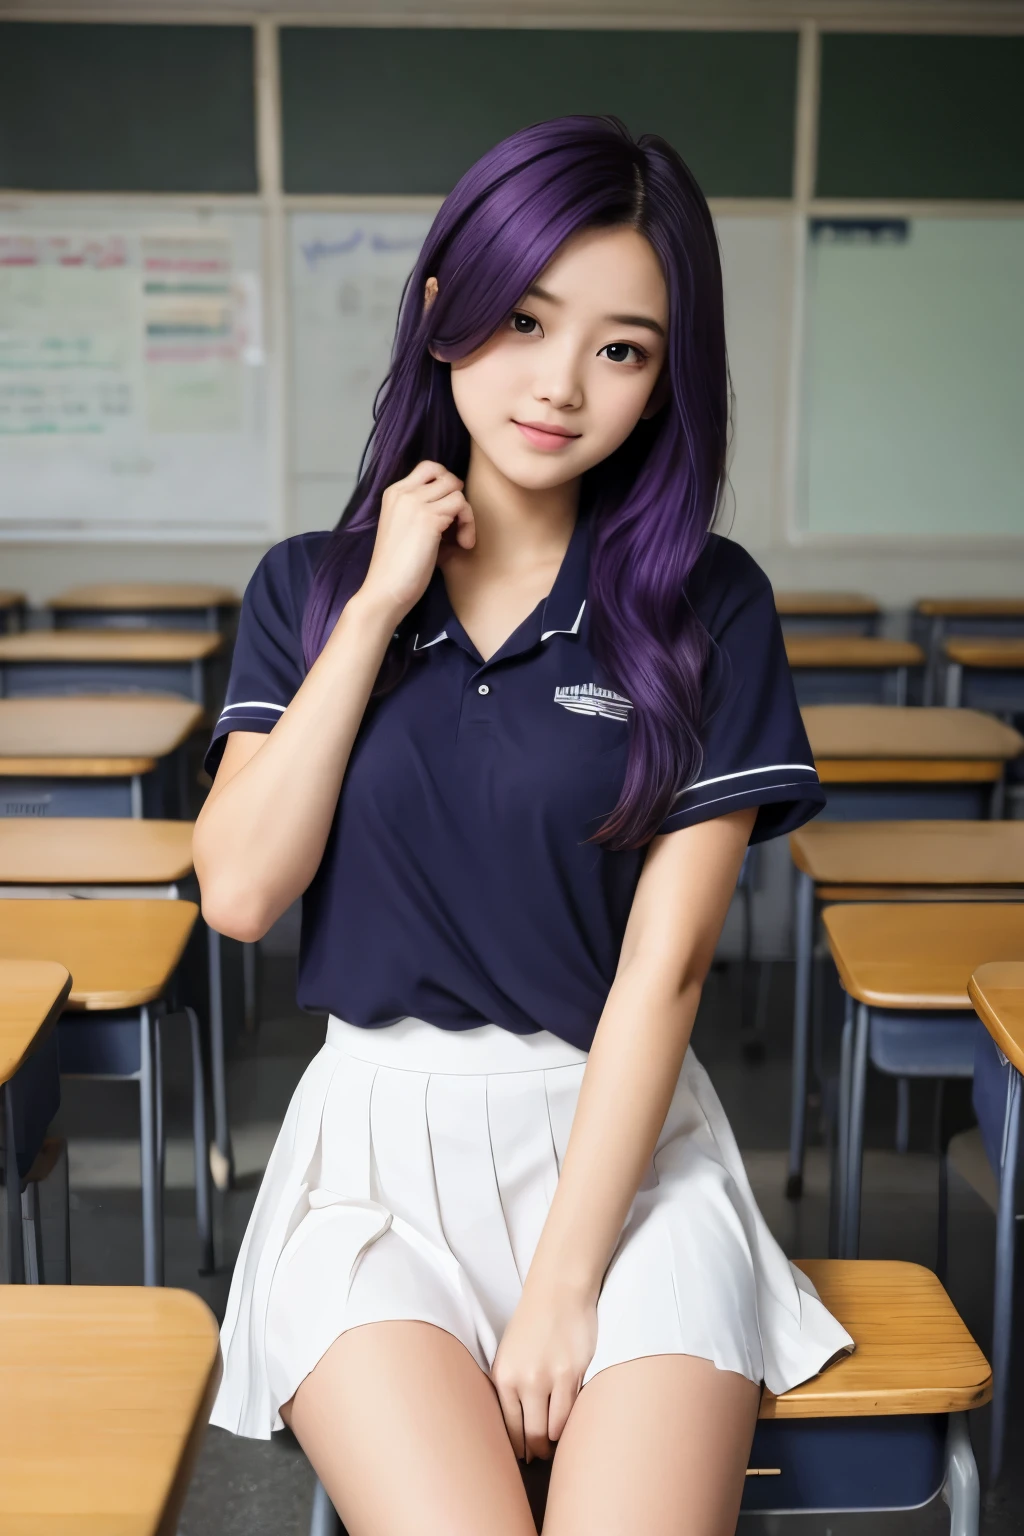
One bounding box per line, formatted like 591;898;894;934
302;115;729;850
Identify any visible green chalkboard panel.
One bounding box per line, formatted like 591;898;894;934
0;23;257;193
817;34;1024;200
280;28;798;197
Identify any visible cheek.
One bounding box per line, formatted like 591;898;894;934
584;370;656;449
450;350;519;430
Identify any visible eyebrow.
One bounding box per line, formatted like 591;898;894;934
525;283;666;339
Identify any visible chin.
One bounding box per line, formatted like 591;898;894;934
491;450;589;492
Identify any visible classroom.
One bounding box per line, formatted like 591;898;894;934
0;1;1022;1533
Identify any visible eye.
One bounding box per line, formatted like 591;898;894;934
509;311;541;336
599;341;649;366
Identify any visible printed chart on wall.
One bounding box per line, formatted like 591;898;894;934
288;209;788;543
0;205;277;542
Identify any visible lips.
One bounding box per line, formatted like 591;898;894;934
513;420;581;451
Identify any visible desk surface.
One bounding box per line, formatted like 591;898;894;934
968;962;1024;1079
761;1261;990;1418
0;960;72;1086
790;821;1024;887
803;705;1024;762
49;583;240;612
774;591;880;617
917;598;1024;618
0;631;222;663
0;819;195;885
785;637;923;668
0;900;198;1011
945;637;1024;670
0;696;203;765
0;1286;220;1536
822;902;1024;1010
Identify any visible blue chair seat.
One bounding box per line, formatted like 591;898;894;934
869;1010;978;1079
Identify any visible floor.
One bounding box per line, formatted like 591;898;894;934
45;952;1024;1535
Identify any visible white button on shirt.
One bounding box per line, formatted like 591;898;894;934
477;684;490;696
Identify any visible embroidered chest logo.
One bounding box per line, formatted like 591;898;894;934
553;683;634;723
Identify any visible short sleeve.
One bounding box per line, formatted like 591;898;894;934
204;534;326;777
658;538;825;844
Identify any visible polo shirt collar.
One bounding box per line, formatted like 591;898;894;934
411;508;591;662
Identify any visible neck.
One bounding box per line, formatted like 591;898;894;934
461;445;579;572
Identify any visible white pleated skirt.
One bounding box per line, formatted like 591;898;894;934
211;1014;854;1439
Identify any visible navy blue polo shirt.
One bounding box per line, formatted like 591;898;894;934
207;515;824;1050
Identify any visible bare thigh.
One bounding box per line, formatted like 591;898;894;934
281;1321;537;1536
542;1354;760;1536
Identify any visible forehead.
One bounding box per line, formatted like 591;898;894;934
530;225;668;321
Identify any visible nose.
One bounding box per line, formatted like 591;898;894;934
532;338;584;412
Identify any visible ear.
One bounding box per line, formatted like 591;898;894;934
640;366;671;420
423;275;439;312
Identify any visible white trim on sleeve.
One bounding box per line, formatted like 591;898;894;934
217;700;287;722
672;762;817;804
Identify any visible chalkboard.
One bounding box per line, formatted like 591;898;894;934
799;218;1024;541
280;29;798;198
0;23;257;193
817;34;1024;200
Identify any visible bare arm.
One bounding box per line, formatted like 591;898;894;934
491;805;757;1458
193;461;474;941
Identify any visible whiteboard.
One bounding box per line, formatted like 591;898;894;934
799;217;1024;541
288;208;787;547
0;201;279;543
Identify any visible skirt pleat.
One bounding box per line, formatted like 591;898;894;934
211;1015;854;1440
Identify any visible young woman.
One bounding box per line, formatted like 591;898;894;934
195;115;852;1536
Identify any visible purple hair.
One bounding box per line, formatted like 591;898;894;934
302;115;728;850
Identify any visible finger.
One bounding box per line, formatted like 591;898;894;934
406;459;459;487
521;1390;553;1463
547;1373;581;1445
425;487;469;524
453;498;476;549
494;1382;525;1462
419;470;464;503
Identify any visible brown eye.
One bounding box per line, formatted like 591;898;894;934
510;312;540;335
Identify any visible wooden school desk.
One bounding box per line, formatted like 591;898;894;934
774;591;880;637
914;598;1024;705
0;591;26;635
0;630;223;710
0;695;203;819
822;902;1024;1260
0;1285;220;1536
785;637;924;707
943;637;1024;716
49;582;240;635
0;960;71;1284
803;704;1024;820
0;900;213;1284
0;819;235;1194
747;1260;988;1530
961;962;1024;1482
785;821;1024;1198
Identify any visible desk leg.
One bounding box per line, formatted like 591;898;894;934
924;617;944;707
786;871;815;1199
842;1003;871;1259
830;992;854;1258
206;926;234;1192
942;1413;980;1536
139;1005;162;1286
243;941;259;1036
991;1069;1021;1484
130;774;144;820
894;665;908;707
182;1006;215;1274
944;663;963;709
3;1083;24;1284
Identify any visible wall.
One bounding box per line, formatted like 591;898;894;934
1;6;1022;614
